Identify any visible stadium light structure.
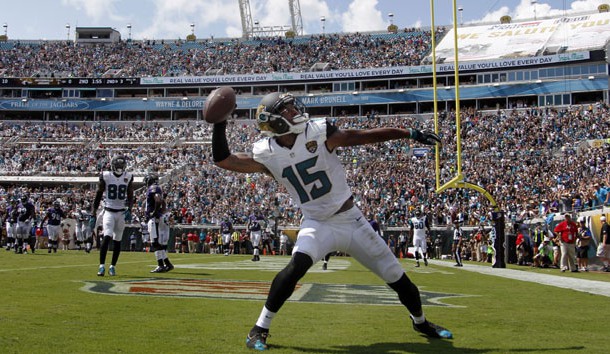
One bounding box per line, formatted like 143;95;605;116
190;23;195;35
388;13;394;26
320;16;325;35
2;23;7;37
458;7;463;26
239;0;302;39
65;23;70;41
127;24;132;40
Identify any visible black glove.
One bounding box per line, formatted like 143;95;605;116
409;128;442;146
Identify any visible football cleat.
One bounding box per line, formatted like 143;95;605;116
97;265;105;276
322;262;327;271
411;316;453;339
108;266;116;276
164;263;174;272
246;329;269;351
150;266;166;273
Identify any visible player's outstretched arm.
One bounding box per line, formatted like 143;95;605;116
212;121;268;174
327;126;441;149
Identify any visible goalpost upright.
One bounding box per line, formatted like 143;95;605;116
428;0;505;267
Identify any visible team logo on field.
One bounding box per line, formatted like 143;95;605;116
81;278;469;307
305;141;318;153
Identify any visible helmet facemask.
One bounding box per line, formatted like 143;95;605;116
256;93;309;137
145;174;158;186
111;156;126;176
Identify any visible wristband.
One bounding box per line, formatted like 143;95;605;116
409;128;420;141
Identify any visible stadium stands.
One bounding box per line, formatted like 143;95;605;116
0;12;609;242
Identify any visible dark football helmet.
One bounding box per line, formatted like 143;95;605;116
144;173;158;186
256;92;309;137
20;194;29;203
111;155;127;175
53;200;61;209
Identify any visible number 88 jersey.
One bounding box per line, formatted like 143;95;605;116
102;171;133;210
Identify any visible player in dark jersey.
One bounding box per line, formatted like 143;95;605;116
40;200;66;253
221;216;234;256
247;214;262;261
16;194;36;254
5;197;19;251
145;173;174;273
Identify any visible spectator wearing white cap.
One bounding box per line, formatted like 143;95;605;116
598;215;610;272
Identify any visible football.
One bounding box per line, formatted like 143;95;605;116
203;86;236;124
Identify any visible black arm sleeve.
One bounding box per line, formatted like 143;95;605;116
212;121;231;162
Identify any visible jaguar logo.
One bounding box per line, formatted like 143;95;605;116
305;141;318;153
82;278;471;307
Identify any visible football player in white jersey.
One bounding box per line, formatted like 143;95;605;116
211;91;451;351
92;155;134;276
73;208;86;251
409;208;431;267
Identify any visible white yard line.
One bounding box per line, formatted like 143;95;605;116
429;260;610;297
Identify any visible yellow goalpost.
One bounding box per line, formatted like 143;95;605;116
429;0;500;212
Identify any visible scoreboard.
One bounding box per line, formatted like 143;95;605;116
0;77;140;87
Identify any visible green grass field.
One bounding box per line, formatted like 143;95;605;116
1;250;608;354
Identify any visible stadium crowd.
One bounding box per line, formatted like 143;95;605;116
0;28;442;78
1;102;609;233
